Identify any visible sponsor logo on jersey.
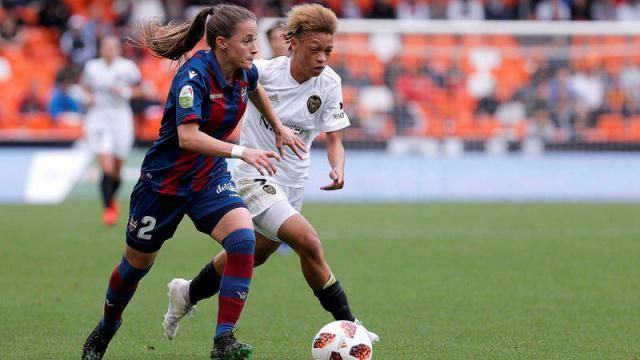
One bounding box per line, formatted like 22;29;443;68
210;93;223;100
128;217;138;233
268;94;279;104
179;85;194;108
333;111;345;119
188;69;198;79
307;95;322;114
216;182;235;194
262;184;277;195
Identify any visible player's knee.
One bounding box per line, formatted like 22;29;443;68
297;232;324;262
222;228;256;254
253;253;270;267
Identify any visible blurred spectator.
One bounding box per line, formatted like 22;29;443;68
396;0;430;20
617;0;640;21
571;67;604;112
86;4;115;49
592;0;618;20
367;0;397;18
130;0;166;24
429;0;449;19
37;0;71;31
19;80;46;114
341;0;363;18
571;0;592;20
49;68;82;122
448;0;485;20
0;8;25;48
526;82;555;140
484;0;517;20
548;68;575;106
391;90;421;135
551;93;577;138
535;0;571;21
59;15;97;65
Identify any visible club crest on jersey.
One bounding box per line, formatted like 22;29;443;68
307;95;322;114
240;86;247;102
128;217;138;233
179;85;194;108
262;184;277;195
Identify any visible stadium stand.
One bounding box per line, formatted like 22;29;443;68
0;1;639;151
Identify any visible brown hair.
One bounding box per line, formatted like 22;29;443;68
135;4;256;61
282;4;337;44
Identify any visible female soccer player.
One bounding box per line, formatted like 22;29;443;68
162;4;379;344
81;36;141;226
81;4;304;360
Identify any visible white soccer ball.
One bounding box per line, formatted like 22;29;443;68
311;320;373;360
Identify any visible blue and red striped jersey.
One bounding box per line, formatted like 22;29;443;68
141;50;258;196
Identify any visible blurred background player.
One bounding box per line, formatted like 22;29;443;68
81;35;141;226
162;3;379;345
266;20;289;58
81;4;303;360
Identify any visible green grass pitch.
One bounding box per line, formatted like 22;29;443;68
1;200;640;359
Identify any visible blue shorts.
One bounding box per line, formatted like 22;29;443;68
125;175;247;253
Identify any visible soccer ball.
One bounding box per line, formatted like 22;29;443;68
311;320;373;360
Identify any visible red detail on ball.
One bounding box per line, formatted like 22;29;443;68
330;351;343;360
313;333;336;349
349;344;372;360
340;321;357;338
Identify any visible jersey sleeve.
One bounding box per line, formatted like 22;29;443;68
320;81;350;132
246;63;259;92
174;66;208;126
127;61;142;85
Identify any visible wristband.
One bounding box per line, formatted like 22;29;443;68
231;145;245;159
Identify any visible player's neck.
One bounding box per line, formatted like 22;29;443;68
290;62;311;84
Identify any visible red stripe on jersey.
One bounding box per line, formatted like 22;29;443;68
223;253;254;278
208;72;226;135
158;151;198;195
192;156;213;192
181;114;200;124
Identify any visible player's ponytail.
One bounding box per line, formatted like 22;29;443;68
135;4;256;62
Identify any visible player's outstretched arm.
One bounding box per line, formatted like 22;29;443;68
321;129;345;191
177;122;280;175
248;84;306;159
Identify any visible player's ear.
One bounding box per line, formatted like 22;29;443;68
215;36;228;50
290;37;299;52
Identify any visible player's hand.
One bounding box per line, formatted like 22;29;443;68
320;168;344;191
274;125;306;160
241;148;281;176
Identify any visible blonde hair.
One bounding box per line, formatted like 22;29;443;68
283;4;337;43
135;4;256;62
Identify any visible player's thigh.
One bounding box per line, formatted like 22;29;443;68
188;176;252;242
253;198;299;243
85;114;113;155
254;232;280;266
277;213;321;254
126;180;188;253
111;110;134;160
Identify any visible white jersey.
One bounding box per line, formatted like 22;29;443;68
233;56;350;187
81;57;141;110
